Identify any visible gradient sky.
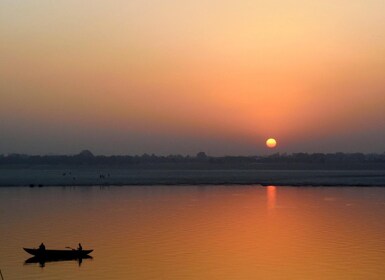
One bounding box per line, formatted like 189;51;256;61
1;0;384;155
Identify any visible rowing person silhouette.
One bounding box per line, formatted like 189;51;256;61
38;242;46;253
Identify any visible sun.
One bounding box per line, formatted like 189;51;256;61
266;138;277;148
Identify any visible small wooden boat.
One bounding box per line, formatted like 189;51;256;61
23;248;93;259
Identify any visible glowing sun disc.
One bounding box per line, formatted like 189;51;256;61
266;138;277;148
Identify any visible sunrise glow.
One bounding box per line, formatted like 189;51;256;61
0;1;384;155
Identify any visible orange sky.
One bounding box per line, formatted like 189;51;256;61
0;0;384;155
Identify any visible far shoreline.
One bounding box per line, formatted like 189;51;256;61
1;168;384;187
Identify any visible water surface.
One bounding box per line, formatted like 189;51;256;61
1;186;385;279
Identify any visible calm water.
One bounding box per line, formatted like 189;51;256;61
1;186;385;279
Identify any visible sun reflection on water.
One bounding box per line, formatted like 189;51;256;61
267;185;276;210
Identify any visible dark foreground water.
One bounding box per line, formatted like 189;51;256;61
1;186;385;279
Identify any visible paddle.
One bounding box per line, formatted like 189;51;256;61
65;246;75;250
0;269;4;280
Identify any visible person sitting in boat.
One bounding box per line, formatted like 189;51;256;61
78;243;82;251
39;242;46;252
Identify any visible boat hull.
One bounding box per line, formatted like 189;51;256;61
23;248;93;259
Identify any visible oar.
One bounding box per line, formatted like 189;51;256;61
0;269;4;280
65;246;75;250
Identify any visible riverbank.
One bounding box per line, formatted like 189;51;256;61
1;167;384;186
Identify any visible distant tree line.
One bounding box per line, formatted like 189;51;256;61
257;152;385;164
0;150;384;169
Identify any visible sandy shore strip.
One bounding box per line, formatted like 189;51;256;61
0;168;384;187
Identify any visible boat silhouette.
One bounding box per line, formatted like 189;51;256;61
24;248;93;267
24;248;93;258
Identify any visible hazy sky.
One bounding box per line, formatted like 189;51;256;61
1;0;384;155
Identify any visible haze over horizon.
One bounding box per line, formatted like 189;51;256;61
1;1;384;155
